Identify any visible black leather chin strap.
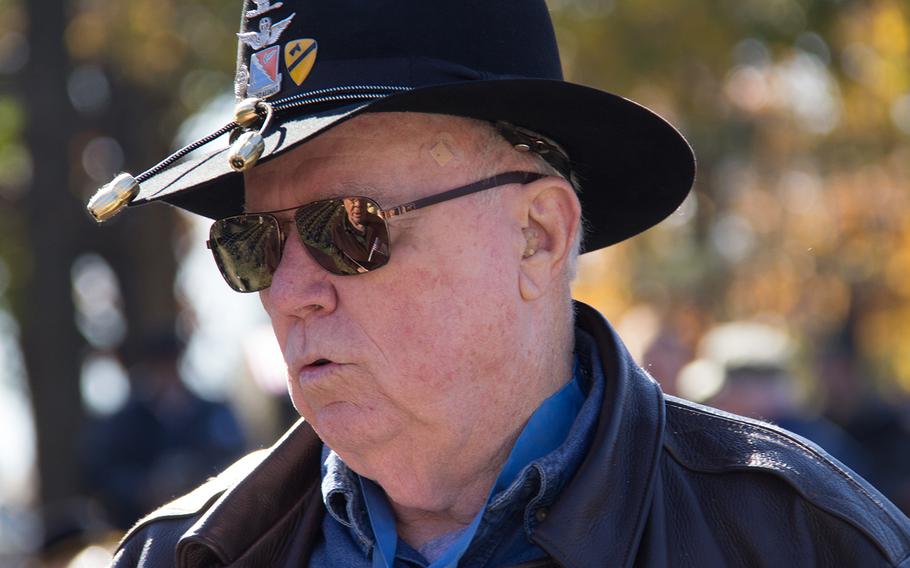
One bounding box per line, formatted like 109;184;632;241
495;121;573;181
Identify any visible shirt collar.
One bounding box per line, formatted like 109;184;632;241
322;448;374;552
493;328;604;535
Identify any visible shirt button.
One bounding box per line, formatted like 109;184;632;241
535;508;549;523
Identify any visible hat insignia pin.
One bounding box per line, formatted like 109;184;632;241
237;12;295;50
245;0;283;19
234;63;250;99
247;45;282;98
285;39;317;86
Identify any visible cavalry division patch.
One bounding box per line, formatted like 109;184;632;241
285;39;318;86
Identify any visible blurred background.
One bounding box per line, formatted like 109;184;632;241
0;0;908;564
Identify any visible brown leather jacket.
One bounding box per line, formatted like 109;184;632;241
113;302;910;567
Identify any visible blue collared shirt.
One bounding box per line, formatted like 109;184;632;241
309;330;604;568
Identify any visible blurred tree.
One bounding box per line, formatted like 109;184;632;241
8;0;238;520
18;0;85;509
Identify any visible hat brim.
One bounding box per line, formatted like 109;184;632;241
133;78;695;252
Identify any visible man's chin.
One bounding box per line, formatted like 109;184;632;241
310;401;399;453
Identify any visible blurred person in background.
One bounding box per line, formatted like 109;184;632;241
640;326;693;398
818;339;910;515
83;1;910;566
80;331;247;530
681;321;870;477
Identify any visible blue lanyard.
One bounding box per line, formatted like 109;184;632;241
362;371;585;568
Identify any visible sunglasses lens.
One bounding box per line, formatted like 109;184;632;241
209;214;282;292
209;198;392;291
295;197;391;275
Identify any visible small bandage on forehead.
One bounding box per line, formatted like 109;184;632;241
429;141;455;166
425;132;465;167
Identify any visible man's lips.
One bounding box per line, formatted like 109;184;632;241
292;356;333;374
296;359;342;384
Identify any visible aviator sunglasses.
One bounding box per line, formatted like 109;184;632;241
207;171;544;292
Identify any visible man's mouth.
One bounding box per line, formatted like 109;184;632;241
297;358;341;385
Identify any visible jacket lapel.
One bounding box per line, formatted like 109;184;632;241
175;419;326;566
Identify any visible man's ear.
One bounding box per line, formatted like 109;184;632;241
517;177;581;301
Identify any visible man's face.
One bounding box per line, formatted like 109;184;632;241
244;113;533;483
343;197;365;229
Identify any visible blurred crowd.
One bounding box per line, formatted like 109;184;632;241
9;330;294;568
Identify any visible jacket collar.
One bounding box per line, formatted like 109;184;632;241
175;419;325;565
531;301;666;568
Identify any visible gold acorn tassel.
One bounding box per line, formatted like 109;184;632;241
85;99;269;223
86;172;141;223
227;99;274;172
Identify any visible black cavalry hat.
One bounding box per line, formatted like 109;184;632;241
89;0;695;253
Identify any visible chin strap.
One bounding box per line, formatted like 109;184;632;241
494;121;573;181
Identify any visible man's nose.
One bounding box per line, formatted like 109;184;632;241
262;228;338;318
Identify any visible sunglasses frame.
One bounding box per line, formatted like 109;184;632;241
208;170;545;292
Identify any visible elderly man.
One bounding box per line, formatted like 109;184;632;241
91;1;910;566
